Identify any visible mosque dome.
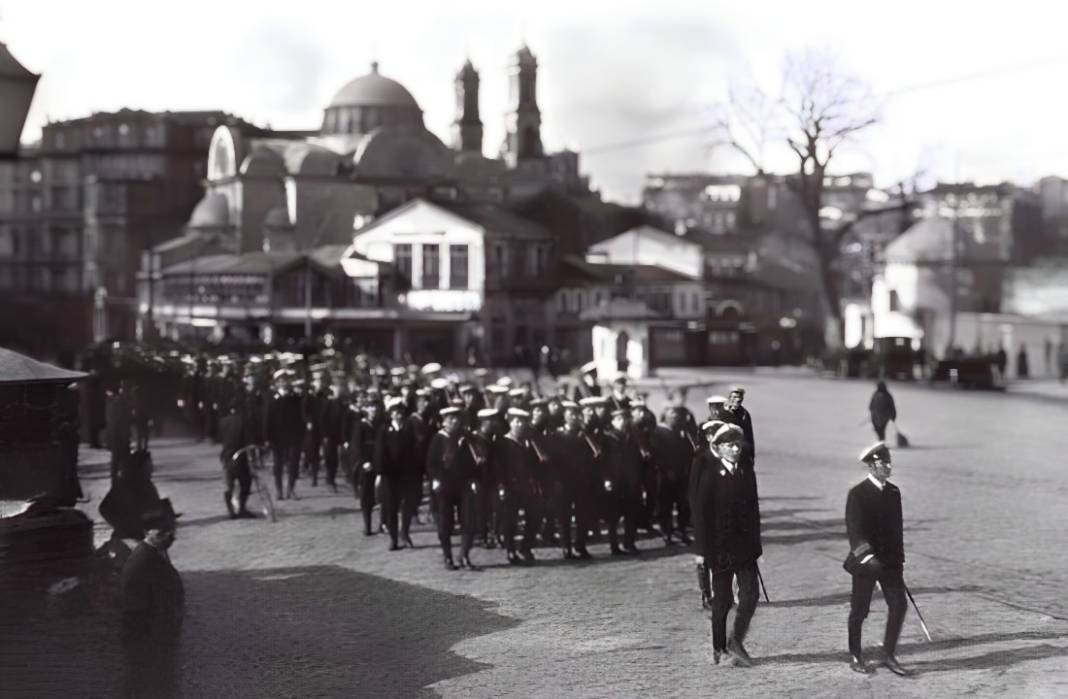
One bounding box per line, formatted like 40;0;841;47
322;62;423;137
329;62;420;110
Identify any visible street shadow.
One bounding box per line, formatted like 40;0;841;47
760;507;830;519
761;584;984;609
475;541;692;570
760;496;825;502
4;564;519;699
758;629;1067;668
910;642;1068;674
178;513;235;528
762;530;852;546
292;505;362;520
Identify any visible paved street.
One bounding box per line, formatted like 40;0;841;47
10;370;1068;698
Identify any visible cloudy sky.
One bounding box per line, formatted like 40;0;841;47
4;0;1068;203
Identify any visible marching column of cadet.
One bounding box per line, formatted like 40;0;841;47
173;354;754;572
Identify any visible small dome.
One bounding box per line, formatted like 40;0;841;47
328;62;420;110
189;193;230;228
240;146;286;178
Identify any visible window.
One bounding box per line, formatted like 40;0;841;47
512;243;526;277
421;243;440;289
448;244;468;289
394;243;412;282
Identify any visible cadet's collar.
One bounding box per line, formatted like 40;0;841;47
867;474;886;491
721;458;738;474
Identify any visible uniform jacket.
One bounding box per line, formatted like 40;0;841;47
689;448;762;570
426;430;476;488
373;421;416;477
845;478;905;569
492;434;539;494
601;427;643;492
651;424;695;480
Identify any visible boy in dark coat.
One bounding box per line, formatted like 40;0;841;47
689;422;762;666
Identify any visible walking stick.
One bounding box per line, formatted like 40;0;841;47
903;582;933;642
755;563;771;603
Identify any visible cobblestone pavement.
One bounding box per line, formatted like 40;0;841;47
11;371;1068;698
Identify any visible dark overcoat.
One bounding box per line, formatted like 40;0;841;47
689;448;762;571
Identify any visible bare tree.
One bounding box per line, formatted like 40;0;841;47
716;49;901;344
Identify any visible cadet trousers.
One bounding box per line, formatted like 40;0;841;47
710;561;760;651
848;565;906;658
435;481;478;559
657;473;690;536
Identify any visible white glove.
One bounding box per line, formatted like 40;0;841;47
361;461;372;472
432;479;441;492
604;479;613;493
470;482;479;494
343;442;350;450
374;475;381;489
498;487;506;500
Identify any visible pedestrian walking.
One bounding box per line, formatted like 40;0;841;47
868;381;897;442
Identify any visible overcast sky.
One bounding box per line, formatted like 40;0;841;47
4;0;1068;203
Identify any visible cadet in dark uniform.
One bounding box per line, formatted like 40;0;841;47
721;386;755;463
691;419;724;610
267;374;304;500
219;399;254;519
845;441;911;676
493;408;541;564
468;408;499;548
374;398;416;551
572;361;602;401
690;423;762;666
426;407;479;570
652;406;695;545
601;408;643;555
555;400;598;559
347;400;381;536
320;382;347;492
302;382;325;485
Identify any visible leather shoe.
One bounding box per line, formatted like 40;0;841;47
443;557;458;571
882;654;912;677
726;637;753;667
575;548;593;560
850;656;874;674
712;649;724;665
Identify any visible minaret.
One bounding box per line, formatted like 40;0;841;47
500;44;543;166
452;59;483;154
0;41;40;157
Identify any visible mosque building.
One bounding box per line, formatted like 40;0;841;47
144;45;601;363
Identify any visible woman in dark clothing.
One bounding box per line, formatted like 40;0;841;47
868;381;897;442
